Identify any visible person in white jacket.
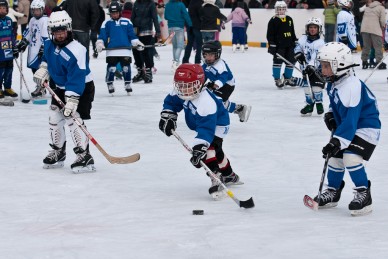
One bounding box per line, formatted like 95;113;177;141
7;7;25;37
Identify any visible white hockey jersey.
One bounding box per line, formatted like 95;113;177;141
336;10;357;50
295;35;325;68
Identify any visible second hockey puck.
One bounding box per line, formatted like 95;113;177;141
192;210;204;215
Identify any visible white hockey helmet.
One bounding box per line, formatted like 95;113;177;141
337;0;351;8
274;1;287;18
31;0;45;10
306;17;323;38
317;42;355;81
48;10;72;33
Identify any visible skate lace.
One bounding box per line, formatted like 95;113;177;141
47;149;60;160
352;189;367;204
320;188;336;202
74;152;86;163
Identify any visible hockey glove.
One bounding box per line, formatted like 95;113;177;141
303;65;317;77
294;52;306;64
204;81;217;90
96;39;104;53
33;62;50;87
16;38;29;53
13;47;19;59
324;112;337;131
340;36;349;45
63;96;79;117
190;144;207;168
322;138;341;158
38;45;44;59
268;44;277;56
159;110;178;137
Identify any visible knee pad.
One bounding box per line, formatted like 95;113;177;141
328;157;345;172
65;114;89;150
122;65;129;73
343;153;364;172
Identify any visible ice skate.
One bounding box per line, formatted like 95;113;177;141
132;67;144;83
300;103;314;116
208;171;225;200
378;62;386;70
234;104;252;122
125;83;132;94
144;68;152;83
232;44;237;53
275;78;284;89
284;77;301;87
223;172;244;186
31;86;46;98
362;61;368;69
4;88;18;98
43;142;66;169
349;181;372;216
71;146;96;173
0;89;4;99
316;102;324;115
107;83;115;94
244;44;248;50
313;181;345;208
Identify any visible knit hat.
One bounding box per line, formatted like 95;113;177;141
203;0;217;7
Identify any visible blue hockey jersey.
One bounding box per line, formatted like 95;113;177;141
162;88;230;146
202;59;235;88
43;39;92;97
98;17;138;57
0;16;16;62
327;74;381;149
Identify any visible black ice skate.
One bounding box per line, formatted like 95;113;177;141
349;181;372;216
223;172;244;186
275;78;284;89
43;142;66;169
132;67;144;83
362;61;368;69
125;83;132;94
283;77;301;87
316;102;324;115
71;146;96;173
378;62;387;70
107;83;115;94
314;181;345;208
31;86;46;98
144;68;153;83
208;171;225;200
234;104;252;122
300;103;315;116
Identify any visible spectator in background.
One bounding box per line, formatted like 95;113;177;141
248;0;263;8
17;0;29;33
7;5;25;37
182;0;203;64
301;0;324;8
288;0;298;8
199;0;226;42
336;0;357;50
232;0;250;50
360;0;386;69
91;0;105;59
44;0;57;16
262;0;277;8
323;0;340;42
224;0;236;8
122;1;133;19
226;1;252;52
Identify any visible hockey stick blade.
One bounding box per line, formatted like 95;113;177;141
239;197;255;209
106;152;140;164
303;195;319;211
0;100;15;106
22;98;30;103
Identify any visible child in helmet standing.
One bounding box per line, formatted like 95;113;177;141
294;17;326;116
266;0;298;89
315;42;381;216
159;63;243;199
336;0;357;50
96;1;144;95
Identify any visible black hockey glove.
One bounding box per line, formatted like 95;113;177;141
322;138;341;158
38;45;44;59
294;52;306;64
16;38;29;53
159;110;177;137
12;47;19;59
303;65;317;77
268;44;277;56
324;112;337;131
190;144;207;168
204;81;217;90
340;36;349;45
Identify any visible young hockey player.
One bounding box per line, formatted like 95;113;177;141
33;11;96;173
315;42;380;216
16;0;49;98
0;0;19;99
96;1;144;95
201;40;251;122
159;63;243;199
294;17;325;116
336;0;357;51
266;0;298;89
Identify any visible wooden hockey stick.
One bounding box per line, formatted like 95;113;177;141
43;82;140;164
172;130;254;209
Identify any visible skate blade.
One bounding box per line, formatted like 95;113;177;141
43;161;64;169
225;180;244;186
240;106;252;122
72;164;96;174
300;113;313;117
350;205;372;216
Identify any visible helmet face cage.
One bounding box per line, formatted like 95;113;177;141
31;0;45;18
305;17;322;38
202;41;222;65
48;11;72;35
174;80;203;101
275;1;287;18
173;64;205;101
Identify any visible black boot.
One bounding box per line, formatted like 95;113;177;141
349;181;372;216
132;67;144;83
144;68;152;83
314;181;345;208
43;141;66;169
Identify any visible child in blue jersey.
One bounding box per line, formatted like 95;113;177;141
294;17;325;116
315;42;381;216
0;0;19;99
336;0;357;50
16;0;49;98
96;1;144;95
159;63;243;199
33;11;96;173
201;40;251;122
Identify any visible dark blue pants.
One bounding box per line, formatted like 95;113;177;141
182;27;203;64
232;27;246;45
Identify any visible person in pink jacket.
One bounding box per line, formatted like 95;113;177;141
225;2;252;52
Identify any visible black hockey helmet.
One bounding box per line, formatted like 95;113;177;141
202;40;222;65
109;1;122;13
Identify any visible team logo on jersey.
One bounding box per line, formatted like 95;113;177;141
1;41;9;49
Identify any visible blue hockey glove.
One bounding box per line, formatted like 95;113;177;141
322;138;341;158
190;144;207;168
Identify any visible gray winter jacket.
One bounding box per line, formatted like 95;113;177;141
360;1;386;36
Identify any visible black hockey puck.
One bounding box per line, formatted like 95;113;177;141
192;210;204;215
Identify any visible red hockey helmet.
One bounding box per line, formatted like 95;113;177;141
173;64;205;100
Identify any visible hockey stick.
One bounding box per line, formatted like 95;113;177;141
14;58;32;103
303;130;335;211
364;53;388;83
275;53;302;73
171;130;254;209
102;32;176;50
43;82;140;164
19;54;22;102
